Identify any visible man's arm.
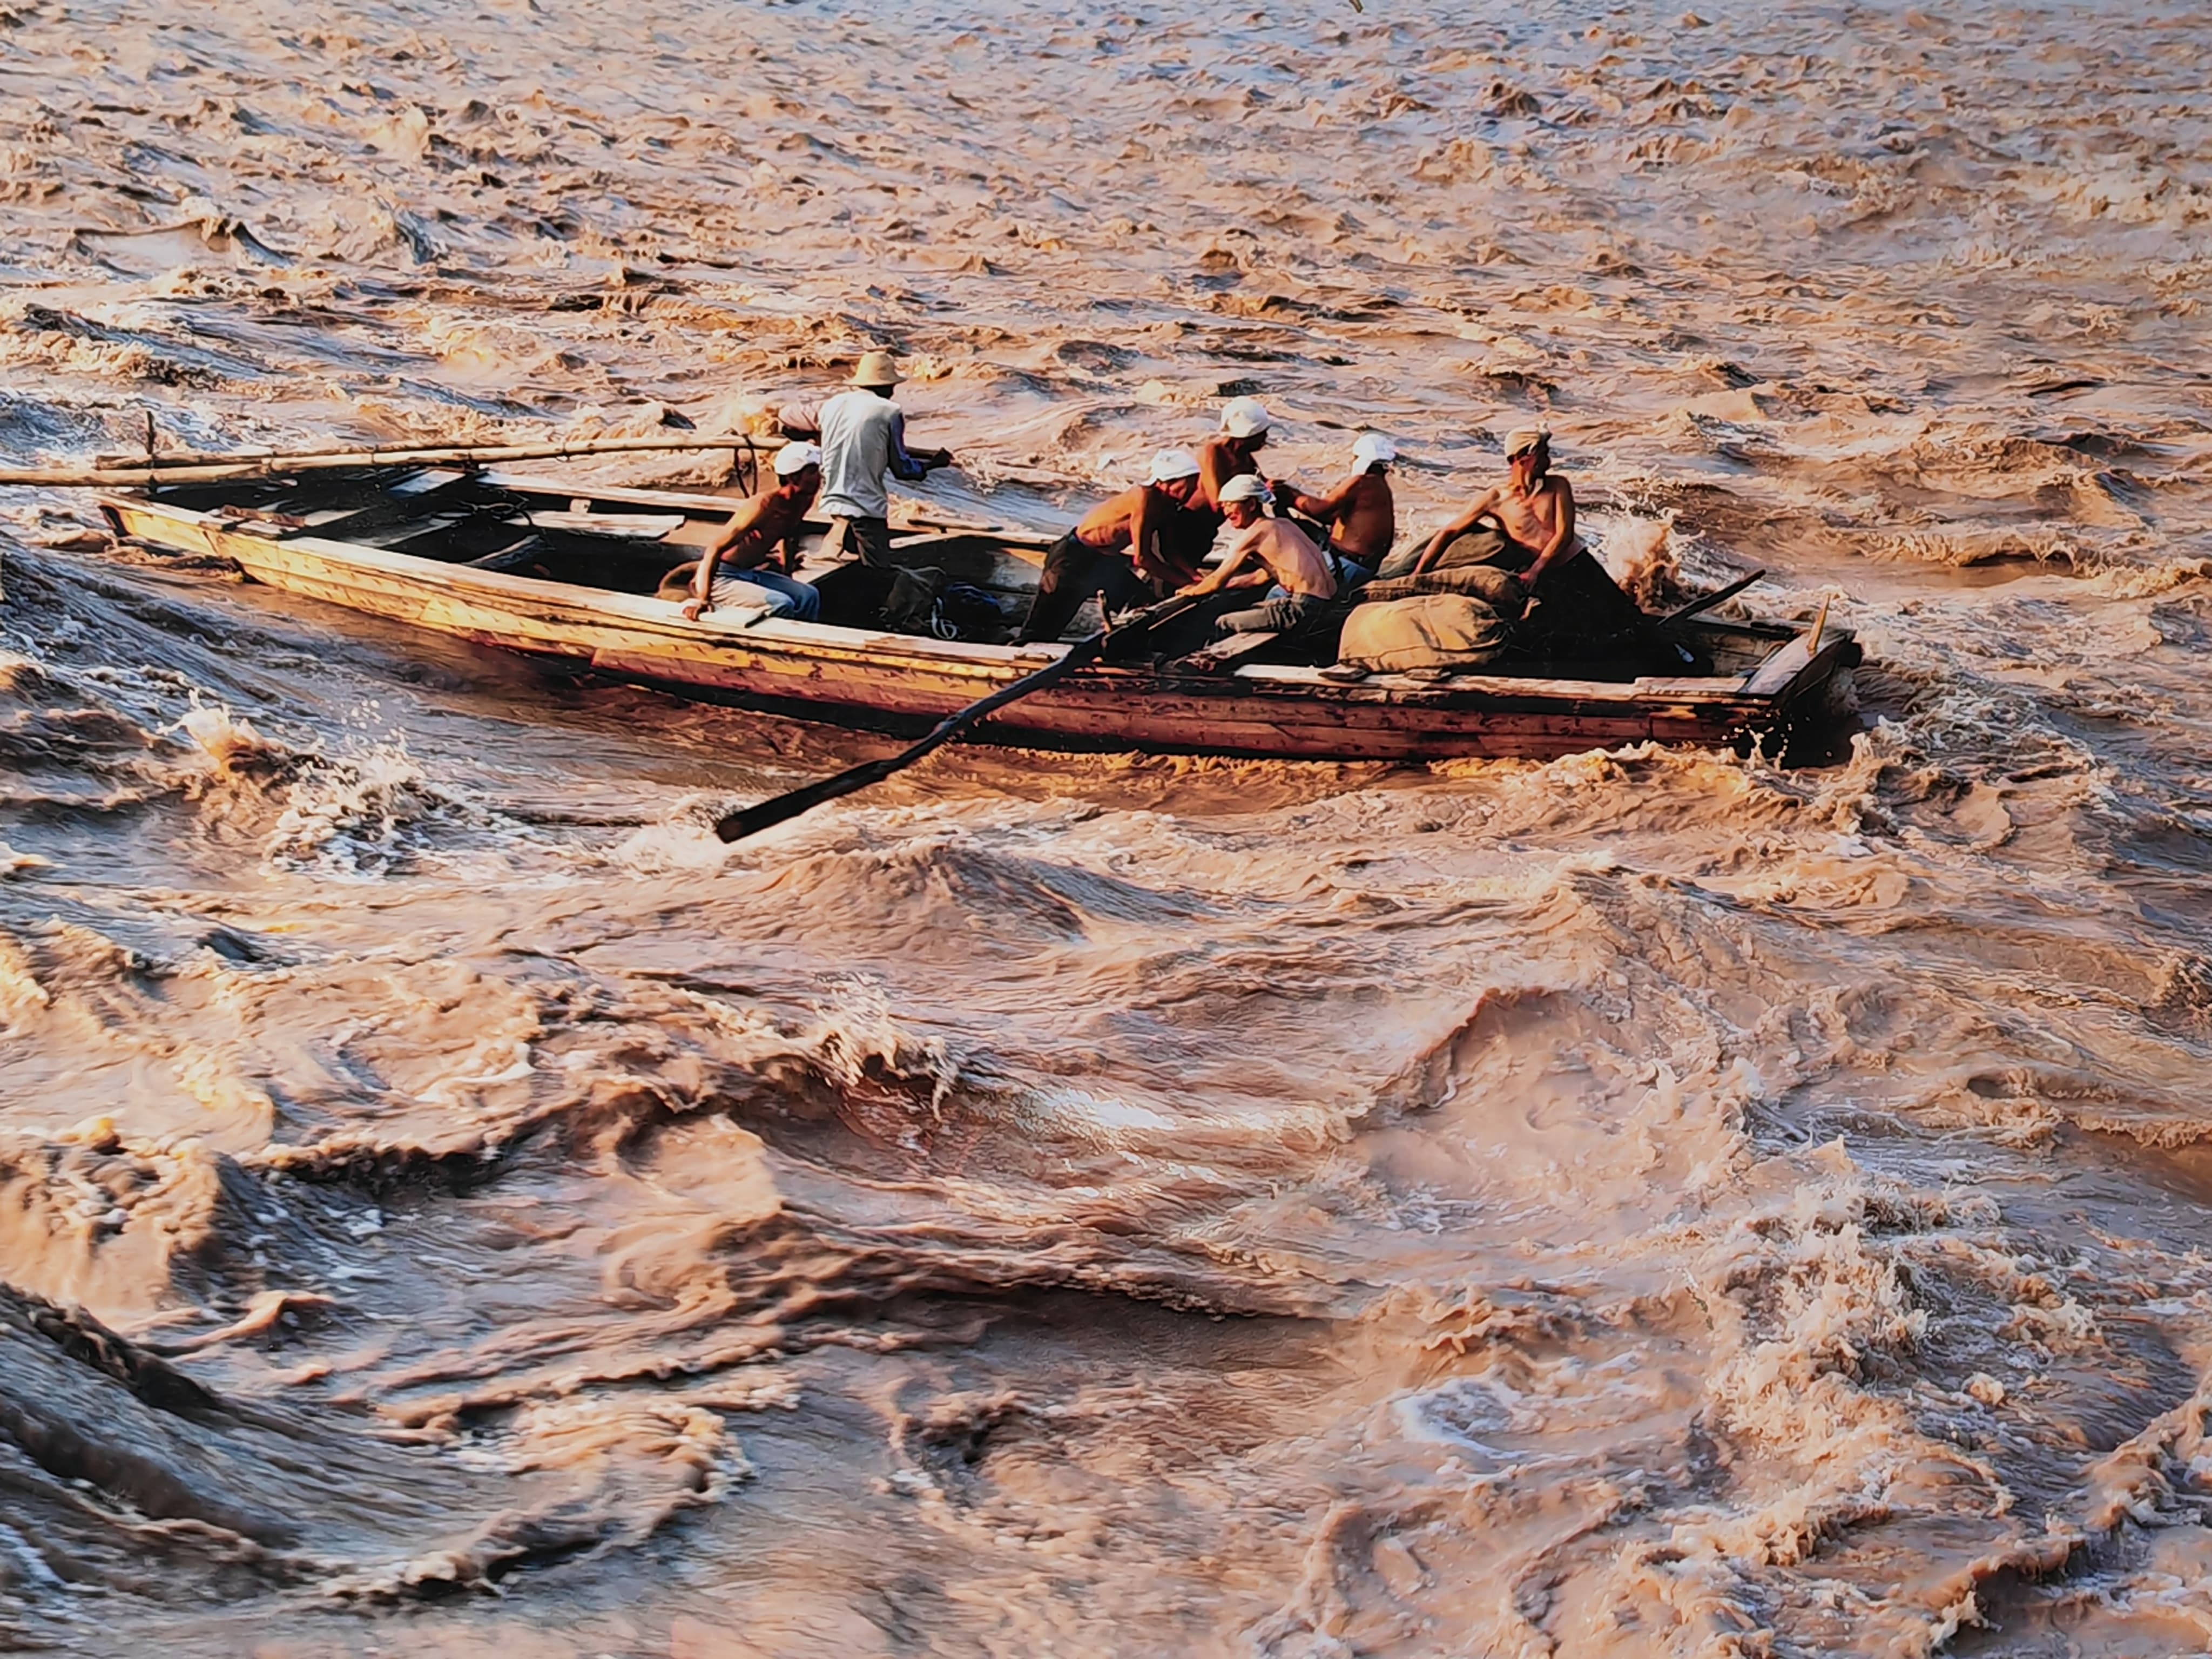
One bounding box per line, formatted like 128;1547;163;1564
1127;488;1177;586
1411;489;1500;576
886;408;952;481
684;498;771;615
1284;476;1354;520
1521;478;1577;586
1181;528;1259;596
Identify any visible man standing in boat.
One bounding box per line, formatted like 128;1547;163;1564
677;442;825;622
1271;431;1397;586
1405;427;1642;650
815;349;955;568
1015;448;1207;644
1178;474;1336;638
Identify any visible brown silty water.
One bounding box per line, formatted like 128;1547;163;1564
2;1;2211;1654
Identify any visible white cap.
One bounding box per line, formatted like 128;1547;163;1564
1504;426;1552;457
1218;474;1267;505
773;441;822;476
1219;396;1272;439
1352;433;1397;467
1147;447;1202;483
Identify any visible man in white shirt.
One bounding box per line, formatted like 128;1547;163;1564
814;349;954;567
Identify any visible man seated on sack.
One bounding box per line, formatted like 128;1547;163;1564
1271;431;1397;586
1177;474;1337;638
673;442;824;622
1015;448;1207;644
1397;426;1642;650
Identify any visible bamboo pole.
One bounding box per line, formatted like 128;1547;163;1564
0;433;777;490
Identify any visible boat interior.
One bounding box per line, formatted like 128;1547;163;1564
139;464;1798;683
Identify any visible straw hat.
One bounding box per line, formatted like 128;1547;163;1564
852;350;903;387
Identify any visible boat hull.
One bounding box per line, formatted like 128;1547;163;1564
100;489;1856;763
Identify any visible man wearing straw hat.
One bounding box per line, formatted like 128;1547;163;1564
814;349;954;568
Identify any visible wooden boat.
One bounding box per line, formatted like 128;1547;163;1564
98;466;1860;761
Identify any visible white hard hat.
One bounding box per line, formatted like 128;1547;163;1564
1219;396;1272;439
1218;473;1267;505
1148;447;1202;483
1352;433;1398;467
773;441;822;476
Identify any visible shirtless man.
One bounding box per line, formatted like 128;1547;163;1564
1410;427;1642;646
1198;396;1272;512
1178;474;1337;638
1015;448;1206;643
1273;431;1397;583
1413;428;1573;581
677;442;824;622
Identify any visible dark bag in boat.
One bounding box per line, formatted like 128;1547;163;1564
934;583;1008;637
879;565;947;632
1373;524;1516;582
1357;563;1528;619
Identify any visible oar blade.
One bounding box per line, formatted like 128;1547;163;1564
715;759;899;842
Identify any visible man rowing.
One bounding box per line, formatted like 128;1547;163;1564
1272;431;1397;585
1198;395;1273;514
1405;427;1642;649
1178;474;1336;638
1142;394;1273;583
677;442;824;622
815;349;955;568
1015;448;1206;644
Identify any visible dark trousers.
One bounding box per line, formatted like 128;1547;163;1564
828;516;896;568
1017;532;1152;643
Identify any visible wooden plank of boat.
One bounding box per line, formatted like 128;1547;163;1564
524;510;687;540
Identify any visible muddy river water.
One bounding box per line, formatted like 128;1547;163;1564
3;1;2211;1654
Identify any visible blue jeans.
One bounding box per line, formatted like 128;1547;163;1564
713;569;820;622
1330;551;1377;588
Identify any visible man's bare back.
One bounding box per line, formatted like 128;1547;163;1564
1074;482;1197;585
1286;471;1394;566
709;489;809;572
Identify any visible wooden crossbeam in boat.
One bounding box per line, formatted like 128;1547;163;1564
1176;631;1282;675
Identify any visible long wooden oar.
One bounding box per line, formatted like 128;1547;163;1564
0;434;777;490
1661;568;1765;627
713;597;1196;844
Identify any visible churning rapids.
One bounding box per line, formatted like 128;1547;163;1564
3;1;2211;1654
